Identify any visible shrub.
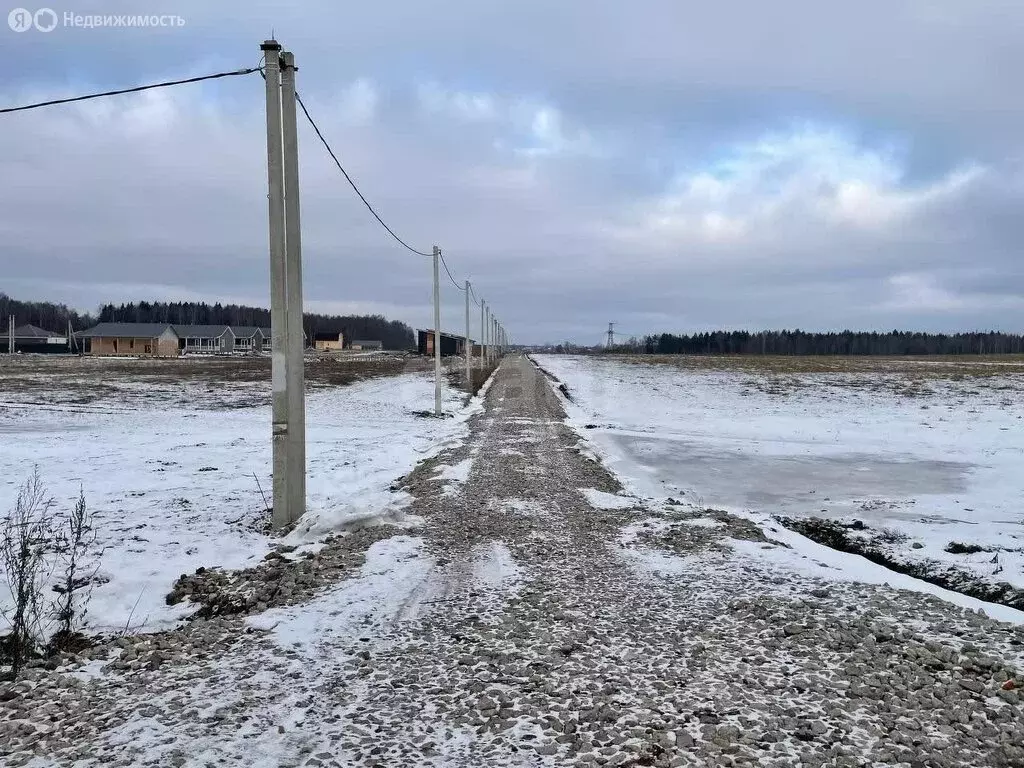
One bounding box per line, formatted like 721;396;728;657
0;470;54;679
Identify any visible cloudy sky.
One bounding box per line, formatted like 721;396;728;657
3;1;1023;343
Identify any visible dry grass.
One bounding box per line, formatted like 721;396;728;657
602;354;1024;399
607;353;1024;376
0;353;418;407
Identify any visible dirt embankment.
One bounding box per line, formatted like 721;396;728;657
776;516;1024;611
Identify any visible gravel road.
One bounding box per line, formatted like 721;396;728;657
2;354;1023;767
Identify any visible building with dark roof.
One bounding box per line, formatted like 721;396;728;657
314;331;344;352
1;324;68;354
77;323;180;356
175;325;234;354
75;322;307;356
417;329;471;357
231;327;267;354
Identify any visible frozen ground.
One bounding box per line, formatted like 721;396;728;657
0;357;470;635
6;355;1023;768
534;354;1024;598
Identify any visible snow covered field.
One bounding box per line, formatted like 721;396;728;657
0;357;471;636
535;354;1024;601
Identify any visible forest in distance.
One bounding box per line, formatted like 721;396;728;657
0;294;415;350
605;330;1024;356
5;293;1024;357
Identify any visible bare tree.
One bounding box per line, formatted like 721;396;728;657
1;470;54;679
51;489;100;651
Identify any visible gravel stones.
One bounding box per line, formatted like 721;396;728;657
3;356;1023;767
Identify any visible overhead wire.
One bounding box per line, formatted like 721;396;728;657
438;250;465;291
0;66;261;114
294;92;433;258
0;55;504;332
292;86;493;313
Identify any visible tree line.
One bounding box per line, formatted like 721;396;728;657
611;330;1024;356
0;293;96;333
1;295;414;350
97;301;415;350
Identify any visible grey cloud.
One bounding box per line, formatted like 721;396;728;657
2;1;1024;342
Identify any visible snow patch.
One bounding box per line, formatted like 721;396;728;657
244;535;435;649
472;541;522;591
0;371;467;635
538;354;1024;617
580;488;636;510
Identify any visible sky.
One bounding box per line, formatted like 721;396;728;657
2;1;1023;344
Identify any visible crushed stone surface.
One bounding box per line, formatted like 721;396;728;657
2;354;1023;767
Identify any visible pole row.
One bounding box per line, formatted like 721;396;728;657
261;38;512;521
429;250;509;416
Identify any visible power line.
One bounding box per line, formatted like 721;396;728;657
292;89;489;310
294;92;432;257
0;66;261;115
284;79;489;310
438;250;465;292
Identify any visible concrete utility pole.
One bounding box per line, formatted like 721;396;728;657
280;49;306;522
480;300;486;369
262;39;294;528
7;315;13;354
464;280;471;389
485;305;491;364
432;245;442;416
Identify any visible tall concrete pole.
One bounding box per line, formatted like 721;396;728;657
8;315;13;354
433;245;442;416
464;280;471;389
485;305;491;365
479;300;486;369
262;39;291;528
281;49;306;523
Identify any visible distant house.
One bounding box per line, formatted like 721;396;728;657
417;329;470;357
259;327;307;351
175;325;234;355
1;324;68;354
231;326;266;354
314;331;344;352
77;323;180;356
351;339;382;351
76;322;310;356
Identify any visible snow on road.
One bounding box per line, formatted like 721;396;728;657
244;535;435;650
535;354;1024;596
0;370;469;635
6;355;1024;768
